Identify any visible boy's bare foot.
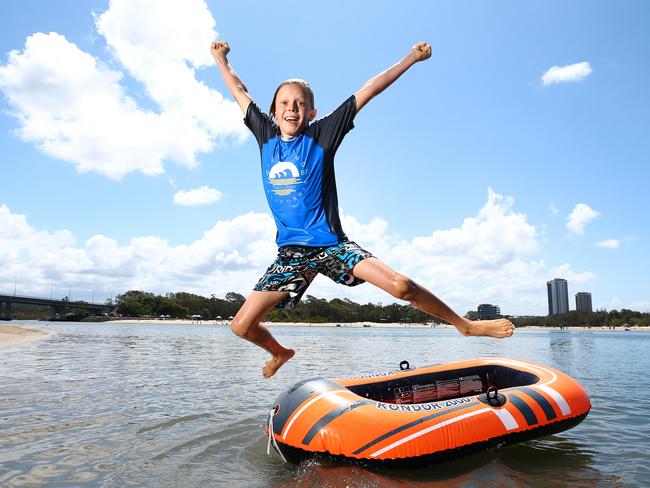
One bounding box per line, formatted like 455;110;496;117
263;348;295;378
460;319;515;339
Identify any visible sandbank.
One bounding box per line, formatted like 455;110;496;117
0;325;52;348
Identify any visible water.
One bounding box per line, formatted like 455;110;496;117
1;322;649;487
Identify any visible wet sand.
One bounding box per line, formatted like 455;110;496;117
0;325;51;348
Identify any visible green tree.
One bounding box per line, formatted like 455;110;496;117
225;292;245;307
155;296;189;318
115;290;156;316
465;311;479;321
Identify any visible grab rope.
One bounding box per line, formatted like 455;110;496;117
267;407;288;463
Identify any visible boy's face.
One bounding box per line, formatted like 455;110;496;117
273;84;316;138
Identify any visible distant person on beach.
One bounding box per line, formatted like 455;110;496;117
211;40;515;378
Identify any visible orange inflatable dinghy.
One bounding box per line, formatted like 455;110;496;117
266;357;590;466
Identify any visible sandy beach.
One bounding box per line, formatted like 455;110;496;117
0;325;52;348
107;319;648;331
108;318;453;329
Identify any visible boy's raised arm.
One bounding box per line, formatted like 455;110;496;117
211;41;253;114
354;41;432;113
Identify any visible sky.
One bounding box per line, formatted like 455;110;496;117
1;0;648;316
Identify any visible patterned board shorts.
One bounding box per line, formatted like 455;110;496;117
254;241;373;309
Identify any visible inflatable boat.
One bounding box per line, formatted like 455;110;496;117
265;357;590;466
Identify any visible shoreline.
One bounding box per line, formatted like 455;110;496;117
106;319;649;331
108;318;450;329
0;325;52;348
0;321;645;349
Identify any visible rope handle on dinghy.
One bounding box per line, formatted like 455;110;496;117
267;406;288;463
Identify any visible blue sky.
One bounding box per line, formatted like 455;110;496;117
1;0;648;315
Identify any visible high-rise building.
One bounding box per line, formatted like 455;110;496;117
478;304;501;320
575;292;593;312
547;278;569;315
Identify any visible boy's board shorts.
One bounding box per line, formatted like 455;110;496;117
254;241;373;309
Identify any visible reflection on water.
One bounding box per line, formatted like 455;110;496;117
1;323;649;487
271;437;618;488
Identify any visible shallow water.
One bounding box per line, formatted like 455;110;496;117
1;322;648;487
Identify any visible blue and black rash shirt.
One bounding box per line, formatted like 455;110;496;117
244;95;357;247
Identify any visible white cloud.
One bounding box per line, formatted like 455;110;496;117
0;0;247;180
548;202;559;216
173;186;222;206
542;61;592;86
311;189;550;315
95;0;245;143
548;263;596;284
0;190;603;315
596;298;650;313
566;203;600;235
0;203;276;301
596;239;620;249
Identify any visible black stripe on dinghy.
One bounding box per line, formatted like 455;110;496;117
352;401;480;455
509;393;538;426
272;377;342;435
518;387;557;421
302;401;369;445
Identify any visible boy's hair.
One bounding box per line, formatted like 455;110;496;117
269;79;315;116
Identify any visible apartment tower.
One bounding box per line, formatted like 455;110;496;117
575;292;593;312
547;278;569;315
478;304;501;320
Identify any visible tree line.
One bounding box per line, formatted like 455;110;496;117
115;290;246;321
114;290;432;323
511;309;650;328
114;290;650;327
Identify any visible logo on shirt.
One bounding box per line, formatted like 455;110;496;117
268;161;301;196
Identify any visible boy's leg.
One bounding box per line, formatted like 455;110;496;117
352;257;514;338
231;290;295;378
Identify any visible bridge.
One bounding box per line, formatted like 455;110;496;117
0;293;114;321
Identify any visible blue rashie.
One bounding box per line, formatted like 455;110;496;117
244;96;357;247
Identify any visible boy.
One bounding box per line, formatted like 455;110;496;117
211;40;514;378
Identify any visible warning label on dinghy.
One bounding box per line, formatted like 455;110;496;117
393;375;483;404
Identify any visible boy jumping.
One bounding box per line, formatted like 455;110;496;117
211;40;514;378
